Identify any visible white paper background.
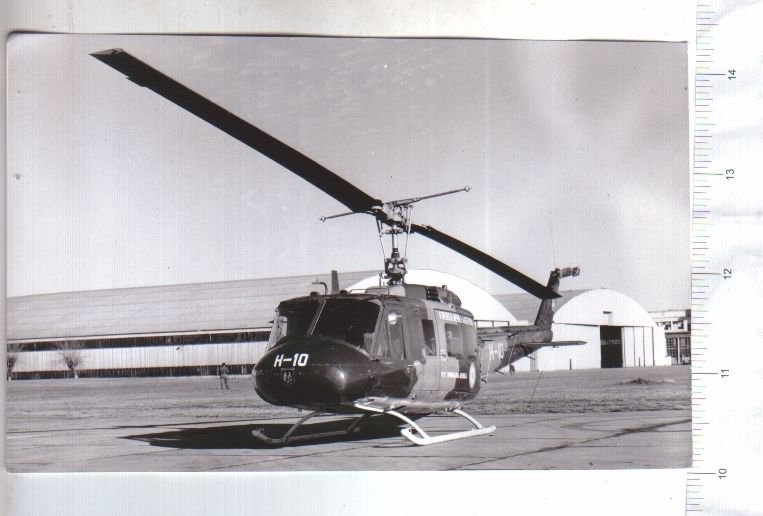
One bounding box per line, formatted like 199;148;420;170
1;2;759;516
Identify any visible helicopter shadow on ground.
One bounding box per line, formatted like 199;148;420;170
122;415;409;450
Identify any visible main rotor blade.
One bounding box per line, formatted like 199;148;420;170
409;224;560;299
91;49;381;213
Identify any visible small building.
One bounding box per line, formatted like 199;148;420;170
650;309;691;364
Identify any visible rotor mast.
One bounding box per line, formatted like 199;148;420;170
322;186;471;285
381;203;411;285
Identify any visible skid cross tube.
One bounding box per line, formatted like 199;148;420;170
251;411;371;446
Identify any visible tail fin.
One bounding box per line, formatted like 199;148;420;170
533;267;579;329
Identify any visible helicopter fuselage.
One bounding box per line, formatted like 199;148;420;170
253;285;485;414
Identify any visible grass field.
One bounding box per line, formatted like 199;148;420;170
5;365;690;430
472;365;690;415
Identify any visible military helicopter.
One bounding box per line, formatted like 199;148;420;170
93;48;582;446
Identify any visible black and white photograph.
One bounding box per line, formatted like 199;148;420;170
6;35;690;473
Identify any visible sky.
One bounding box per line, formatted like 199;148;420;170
7;35;689;310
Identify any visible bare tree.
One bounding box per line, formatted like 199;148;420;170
57;341;84;378
7;342;24;381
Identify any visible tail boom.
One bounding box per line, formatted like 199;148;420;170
478;267;580;373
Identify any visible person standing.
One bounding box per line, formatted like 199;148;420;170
218;362;230;389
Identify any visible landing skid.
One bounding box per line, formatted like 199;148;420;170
251;411;371;446
251;406;495;447
353;403;496;446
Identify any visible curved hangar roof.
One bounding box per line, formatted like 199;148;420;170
346;270;518;324
493;288;656;328
7;271;375;342
553;288;657;327
8;270;654;343
8;269;519;342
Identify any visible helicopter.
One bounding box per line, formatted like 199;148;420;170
92;48;583;446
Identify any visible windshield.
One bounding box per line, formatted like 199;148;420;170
312;299;381;350
267;299;321;349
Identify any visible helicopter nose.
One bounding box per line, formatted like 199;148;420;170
253;337;372;409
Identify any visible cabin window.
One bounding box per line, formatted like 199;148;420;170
461;323;477;358
434;309;476;359
444;322;464;359
313;299;380;350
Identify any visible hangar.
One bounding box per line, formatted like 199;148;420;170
6;271;373;378
6;270;671;378
494;288;672;372
351;271;673;372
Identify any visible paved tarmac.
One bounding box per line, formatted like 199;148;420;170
7;409;690;472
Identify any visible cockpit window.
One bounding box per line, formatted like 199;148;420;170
313;299;381;349
267;299;320;349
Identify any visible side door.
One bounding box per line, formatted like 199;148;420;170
433;309;480;396
407;316;441;398
433;309;463;394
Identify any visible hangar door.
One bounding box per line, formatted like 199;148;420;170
600;325;623;368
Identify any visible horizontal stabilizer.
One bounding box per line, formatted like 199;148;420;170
549;340;586;347
524;340;586;350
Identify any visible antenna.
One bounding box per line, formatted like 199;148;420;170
311;279;328;295
549;208;557;268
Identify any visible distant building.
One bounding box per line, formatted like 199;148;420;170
6;271;374;379
649;309;691;365
6;270;679;379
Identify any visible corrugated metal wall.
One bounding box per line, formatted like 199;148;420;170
11;341;268;374
512;324;601;372
623;326;647;367
511;323;670;372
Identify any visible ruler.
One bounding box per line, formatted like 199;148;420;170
688;0;762;514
